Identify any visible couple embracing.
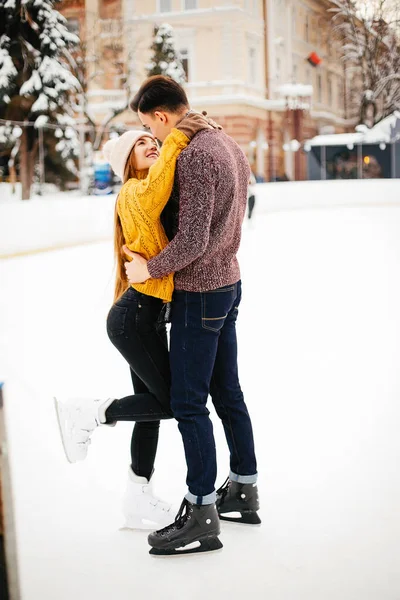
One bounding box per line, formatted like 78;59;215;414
55;75;260;556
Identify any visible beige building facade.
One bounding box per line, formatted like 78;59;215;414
62;0;356;180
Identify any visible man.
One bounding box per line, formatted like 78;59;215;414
125;76;260;556
248;171;257;219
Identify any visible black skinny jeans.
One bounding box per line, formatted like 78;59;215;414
106;287;173;480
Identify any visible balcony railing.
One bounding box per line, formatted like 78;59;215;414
99;19;124;38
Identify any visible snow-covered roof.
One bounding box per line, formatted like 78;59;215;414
308;133;363;147
363;111;400;144
278;83;313;98
307;112;400;147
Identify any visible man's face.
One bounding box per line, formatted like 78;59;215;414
138;109;176;142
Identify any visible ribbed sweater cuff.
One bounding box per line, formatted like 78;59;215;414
170;128;190;147
148;256;166;280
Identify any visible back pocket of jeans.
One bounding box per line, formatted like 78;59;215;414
106;304;128;338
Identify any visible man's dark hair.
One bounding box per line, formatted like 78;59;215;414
130;75;189;114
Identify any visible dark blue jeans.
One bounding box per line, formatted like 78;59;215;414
169;281;257;504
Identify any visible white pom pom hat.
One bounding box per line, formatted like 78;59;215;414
103;130;156;182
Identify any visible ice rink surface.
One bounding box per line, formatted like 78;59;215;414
1;181;400;599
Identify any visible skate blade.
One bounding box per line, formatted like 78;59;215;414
53;397;74;464
219;511;261;525
120;524;157;531
149;536;223;556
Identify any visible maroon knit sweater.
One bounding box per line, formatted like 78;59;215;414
147;129;250;292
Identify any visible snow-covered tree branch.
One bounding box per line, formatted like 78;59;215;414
147;23;186;83
0;0;80;199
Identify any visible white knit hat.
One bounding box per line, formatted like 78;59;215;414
103;130;155;182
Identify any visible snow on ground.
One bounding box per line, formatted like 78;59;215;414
1;180;400;599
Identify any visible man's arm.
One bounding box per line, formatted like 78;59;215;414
147;148;216;279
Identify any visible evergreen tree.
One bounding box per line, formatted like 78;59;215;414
0;0;80;199
147;23;186;83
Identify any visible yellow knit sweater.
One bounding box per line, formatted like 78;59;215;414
117;128;189;302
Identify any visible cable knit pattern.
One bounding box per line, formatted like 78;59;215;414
118;128;189;301
148;129;250;291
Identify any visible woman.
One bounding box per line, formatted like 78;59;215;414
55;113;212;530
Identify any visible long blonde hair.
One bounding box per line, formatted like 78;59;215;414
113;148;148;303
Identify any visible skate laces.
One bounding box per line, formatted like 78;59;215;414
157;498;192;536
216;477;230;500
75;428;93;446
149;497;171;512
78;438;91;447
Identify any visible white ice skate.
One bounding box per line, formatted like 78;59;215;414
54;396;115;463
122;468;174;531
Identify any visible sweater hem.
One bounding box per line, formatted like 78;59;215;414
132;279;173;302
174;271;240;293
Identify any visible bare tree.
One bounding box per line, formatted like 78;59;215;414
68;16;137;151
330;0;400;125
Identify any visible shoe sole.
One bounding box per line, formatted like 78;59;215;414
149;535;223;556
218;510;261;525
53;397;75;464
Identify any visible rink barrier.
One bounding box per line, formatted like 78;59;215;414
250;179;400;216
1;180;400;258
0;192;116;259
0;383;21;600
0;236;112;260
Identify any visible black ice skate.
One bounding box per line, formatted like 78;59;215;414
216;477;261;525
148;498;223;556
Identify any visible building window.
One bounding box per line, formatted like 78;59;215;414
326;33;331;56
317;73;322;103
179;47;190;81
99;19;123;38
305;14;309;43
292;56;297;83
327;74;332;105
249;46;257;85
338;80;345;109
276;56;281;81
316;27;321;47
184;0;197;9
159;0;171;12
66;18;79;35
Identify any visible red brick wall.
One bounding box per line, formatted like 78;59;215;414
99;0;121;19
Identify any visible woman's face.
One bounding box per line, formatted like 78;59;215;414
133;135;159;170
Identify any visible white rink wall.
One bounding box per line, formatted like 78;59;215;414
252;179;400;214
1;180;399;257
0;184;116;257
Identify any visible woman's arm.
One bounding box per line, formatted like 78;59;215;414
119;128;189;219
